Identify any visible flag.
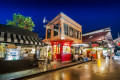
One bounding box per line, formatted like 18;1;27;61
43;17;46;24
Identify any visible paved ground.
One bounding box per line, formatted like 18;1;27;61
0;59;90;80
22;57;120;80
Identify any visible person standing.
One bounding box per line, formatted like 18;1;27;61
112;54;115;62
74;53;78;62
108;53;111;59
91;55;93;61
48;51;51;59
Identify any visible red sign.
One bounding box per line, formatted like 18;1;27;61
92;44;99;47
118;43;120;46
63;42;70;46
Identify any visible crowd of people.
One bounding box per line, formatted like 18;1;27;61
103;53;115;59
72;53;88;62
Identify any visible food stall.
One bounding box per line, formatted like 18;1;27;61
0;24;46;74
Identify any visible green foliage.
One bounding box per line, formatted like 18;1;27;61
7;13;35;31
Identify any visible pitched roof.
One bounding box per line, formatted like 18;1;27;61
0;24;38;38
82;27;111;43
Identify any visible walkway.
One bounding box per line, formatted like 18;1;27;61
22;58;120;80
0;60;90;80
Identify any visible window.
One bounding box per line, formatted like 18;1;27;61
54;24;59;36
79;32;81;40
70;27;73;37
47;29;51;38
75;30;79;39
64;23;68;35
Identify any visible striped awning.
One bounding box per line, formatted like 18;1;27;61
0;32;46;46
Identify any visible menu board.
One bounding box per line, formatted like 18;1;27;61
63;46;70;54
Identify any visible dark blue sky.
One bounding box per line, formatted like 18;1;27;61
0;0;120;39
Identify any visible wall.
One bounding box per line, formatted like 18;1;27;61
43;12;82;44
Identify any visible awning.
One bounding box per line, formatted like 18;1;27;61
0;32;46;46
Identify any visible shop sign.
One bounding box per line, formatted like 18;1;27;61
63;43;70;46
118;43;120;46
92;44;99;47
7;44;17;49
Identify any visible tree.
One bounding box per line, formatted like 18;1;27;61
7;13;35;31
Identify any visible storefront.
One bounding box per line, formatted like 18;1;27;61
0;24;46;74
71;44;88;58
0;43;44;61
50;40;73;62
82;27;114;59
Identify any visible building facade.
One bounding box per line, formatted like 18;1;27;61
0;24;46;73
82;27;114;59
43;12;82;62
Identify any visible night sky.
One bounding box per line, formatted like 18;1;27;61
0;0;120;39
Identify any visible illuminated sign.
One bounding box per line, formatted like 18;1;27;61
63;43;70;46
118;43;120;46
92;44;99;47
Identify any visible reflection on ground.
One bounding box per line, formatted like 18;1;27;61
26;57;120;80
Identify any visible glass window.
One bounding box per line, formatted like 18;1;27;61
79;32;81;40
75;47;79;54
63;46;70;54
53;45;60;54
75;30;79;38
6;44;21;60
21;45;35;60
54;24;59;36
64;23;68;35
70;27;73;37
47;29;51;38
